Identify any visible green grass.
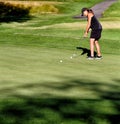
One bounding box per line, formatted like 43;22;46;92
103;0;120;17
102;0;120;20
0;0;120;124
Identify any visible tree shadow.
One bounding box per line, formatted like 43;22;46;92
0;98;119;124
76;46;97;57
0;2;32;23
0;78;119;124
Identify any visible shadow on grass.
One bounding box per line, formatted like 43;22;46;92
0;2;32;23
0;98;119;124
0;78;120;124
76;47;97;57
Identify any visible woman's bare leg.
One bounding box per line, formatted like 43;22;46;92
90;38;95;57
95;41;101;56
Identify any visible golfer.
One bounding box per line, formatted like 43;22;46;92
81;8;102;59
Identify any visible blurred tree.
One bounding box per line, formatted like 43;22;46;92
0;2;31;22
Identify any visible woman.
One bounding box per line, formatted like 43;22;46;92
81;8;102;60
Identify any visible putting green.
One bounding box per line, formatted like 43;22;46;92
0;45;119;99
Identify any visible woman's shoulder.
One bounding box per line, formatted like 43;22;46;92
88;13;94;19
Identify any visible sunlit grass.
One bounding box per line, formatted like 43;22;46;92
102;0;120;20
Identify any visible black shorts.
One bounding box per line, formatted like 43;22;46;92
90;29;102;41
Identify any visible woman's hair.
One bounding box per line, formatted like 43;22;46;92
81;8;94;16
88;9;94;14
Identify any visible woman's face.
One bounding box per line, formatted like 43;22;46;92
83;10;88;16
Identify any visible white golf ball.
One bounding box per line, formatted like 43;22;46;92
70;56;73;59
60;60;63;62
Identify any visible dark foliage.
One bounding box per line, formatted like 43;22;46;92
0;2;31;23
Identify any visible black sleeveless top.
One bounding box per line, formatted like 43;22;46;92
89;16;102;30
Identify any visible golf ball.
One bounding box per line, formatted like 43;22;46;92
70;56;73;59
60;60;63;62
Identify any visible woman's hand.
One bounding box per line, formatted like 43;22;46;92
84;32;88;38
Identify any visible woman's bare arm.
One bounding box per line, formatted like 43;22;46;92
84;13;93;37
